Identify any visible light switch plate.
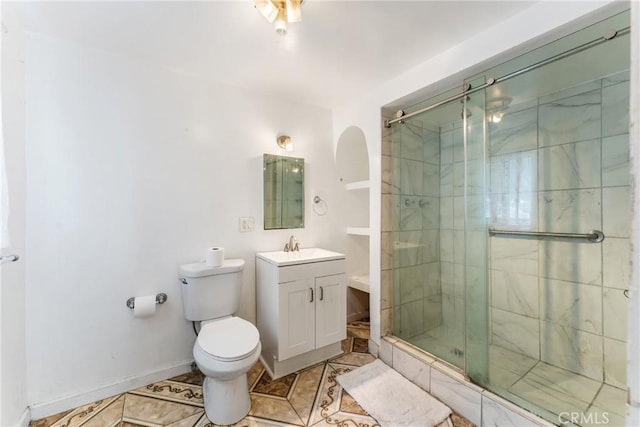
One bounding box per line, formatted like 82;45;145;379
239;217;255;232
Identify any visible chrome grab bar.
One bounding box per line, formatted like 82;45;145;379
0;254;19;264
488;228;604;243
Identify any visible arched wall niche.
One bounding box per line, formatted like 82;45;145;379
335;125;370;322
336;126;369;184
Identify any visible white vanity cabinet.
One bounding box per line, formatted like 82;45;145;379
256;249;346;379
278;272;345;359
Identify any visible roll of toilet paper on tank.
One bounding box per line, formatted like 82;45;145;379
205;247;224;267
133;295;156;318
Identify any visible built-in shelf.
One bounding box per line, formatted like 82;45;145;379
346;227;370;236
345;180;370;191
345;180;369;237
348;275;370;293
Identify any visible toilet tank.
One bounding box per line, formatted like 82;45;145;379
179;259;245;321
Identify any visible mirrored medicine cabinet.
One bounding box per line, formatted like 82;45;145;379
263;154;304;230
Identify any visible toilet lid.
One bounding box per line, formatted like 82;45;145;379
197;317;260;361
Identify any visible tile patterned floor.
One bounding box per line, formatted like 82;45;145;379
31;320;471;427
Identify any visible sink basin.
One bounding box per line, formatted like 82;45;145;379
256;247;345;267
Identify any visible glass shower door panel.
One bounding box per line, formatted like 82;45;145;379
471;11;630;424
480;70;543;402
389;98;467;369
463;76;489;384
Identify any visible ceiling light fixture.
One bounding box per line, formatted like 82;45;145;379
277;135;294;151
254;0;302;36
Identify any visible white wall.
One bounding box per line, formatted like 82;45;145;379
1;2;28;426
331;0;620;345
25;33;344;416
627;1;640;424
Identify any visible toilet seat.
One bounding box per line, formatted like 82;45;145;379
197;317;260;362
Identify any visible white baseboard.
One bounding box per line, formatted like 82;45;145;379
28;360;194;421
367;338;379;357
15;407;30;427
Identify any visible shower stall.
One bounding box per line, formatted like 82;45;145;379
383;10;630;425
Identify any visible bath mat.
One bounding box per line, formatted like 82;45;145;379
337;359;452;427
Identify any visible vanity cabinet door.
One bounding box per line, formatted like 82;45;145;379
315;274;346;349
278;278;315;360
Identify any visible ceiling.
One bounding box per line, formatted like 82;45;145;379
16;1;537;109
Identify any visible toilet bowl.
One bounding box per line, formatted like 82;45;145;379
193;316;261;425
179;258;261;425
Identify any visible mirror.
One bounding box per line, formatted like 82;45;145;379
263;154;304;230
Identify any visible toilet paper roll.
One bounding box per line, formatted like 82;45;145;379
205;247;224;267
133;295;156;318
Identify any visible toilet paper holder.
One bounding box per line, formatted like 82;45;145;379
126;293;168;310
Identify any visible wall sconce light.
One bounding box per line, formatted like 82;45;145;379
277;135;294;152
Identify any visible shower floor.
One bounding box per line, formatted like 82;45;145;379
405;326;465;367
403;328;626;426
490;346;626;426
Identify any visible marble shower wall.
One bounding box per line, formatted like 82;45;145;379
488;70;630;388
439;121;467;337
382;109;491;346
383;119;443;340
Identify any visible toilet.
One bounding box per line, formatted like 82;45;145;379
179;259;261;425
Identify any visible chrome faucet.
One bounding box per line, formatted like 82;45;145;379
284;235;300;252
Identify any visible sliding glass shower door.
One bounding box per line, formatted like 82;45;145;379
475;11;630;424
389;81;488;370
387;9;630;426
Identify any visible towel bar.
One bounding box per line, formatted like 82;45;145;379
488;228;604;243
0;254;19;264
